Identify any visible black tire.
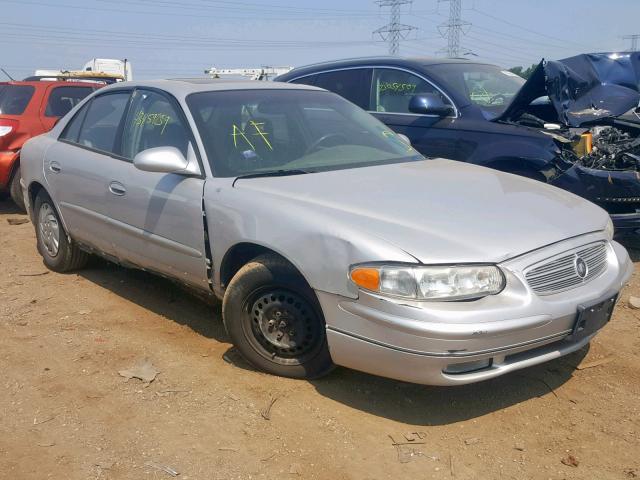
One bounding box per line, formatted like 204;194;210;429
34;190;89;272
222;254;334;379
9;166;25;212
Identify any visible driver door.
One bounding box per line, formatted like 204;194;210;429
104;88;209;290
369;68;460;160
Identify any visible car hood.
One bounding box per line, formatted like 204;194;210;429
496;52;640;127
233;160;607;264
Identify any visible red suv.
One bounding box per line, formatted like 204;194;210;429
0;80;100;210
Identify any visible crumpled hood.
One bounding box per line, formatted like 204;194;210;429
234;160;608;264
496;52;640;127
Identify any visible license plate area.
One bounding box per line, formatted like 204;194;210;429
570;294;618;341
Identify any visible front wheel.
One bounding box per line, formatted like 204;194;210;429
34;191;89;272
222;254;334;379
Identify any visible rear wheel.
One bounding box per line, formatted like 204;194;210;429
34;191;89;272
9;166;25;212
222;254;334;379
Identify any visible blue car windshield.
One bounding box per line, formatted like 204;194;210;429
187;89;423;177
428;63;525;119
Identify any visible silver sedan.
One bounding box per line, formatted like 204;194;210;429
19;79;633;385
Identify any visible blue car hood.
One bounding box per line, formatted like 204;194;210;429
496;52;640;127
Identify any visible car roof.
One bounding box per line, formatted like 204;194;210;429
277;56;499;79
98;78;323;98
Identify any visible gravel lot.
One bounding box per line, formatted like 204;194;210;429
1;201;639;480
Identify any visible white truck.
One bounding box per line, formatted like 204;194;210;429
33;58;133;83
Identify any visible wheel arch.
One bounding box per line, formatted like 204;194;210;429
218;242;313;294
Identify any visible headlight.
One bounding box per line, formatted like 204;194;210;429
604;216;614;241
350;264;505;301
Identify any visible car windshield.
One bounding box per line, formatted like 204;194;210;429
187;89;423;177
428;64;526;119
0;84;35;115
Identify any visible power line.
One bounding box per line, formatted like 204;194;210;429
373;0;417;55
438;0;470;57
623;34;640;51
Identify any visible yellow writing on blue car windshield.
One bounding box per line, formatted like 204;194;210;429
231;121;273;150
379;82;417;94
134;111;171;134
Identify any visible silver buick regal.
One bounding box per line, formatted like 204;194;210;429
19;79;633;385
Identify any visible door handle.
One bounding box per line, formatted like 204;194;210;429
108;181;126;196
49;161;61;173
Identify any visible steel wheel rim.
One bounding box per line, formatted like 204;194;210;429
38;203;60;257
243;288;323;366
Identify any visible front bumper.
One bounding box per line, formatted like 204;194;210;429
611;212;640;239
319;234;633;386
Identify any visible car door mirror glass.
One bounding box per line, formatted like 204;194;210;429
397;133;411;146
133;146;189;173
409;94;453;116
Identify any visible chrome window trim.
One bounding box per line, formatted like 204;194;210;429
287;65;459;119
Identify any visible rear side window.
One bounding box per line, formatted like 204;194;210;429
289;74;317;86
121;89;190;159
314;69;372;110
0;85;35;115
76;92;130;154
45;86;94;117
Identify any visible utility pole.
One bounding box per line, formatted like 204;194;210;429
438;0;470;57
373;0;416;55
623;34;640;51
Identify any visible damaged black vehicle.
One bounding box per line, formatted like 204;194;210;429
277;52;640;239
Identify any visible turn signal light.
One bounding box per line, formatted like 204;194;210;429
350;267;380;291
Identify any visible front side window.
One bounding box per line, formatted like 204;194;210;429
45;86;95;117
314;69;372;110
428;63;525;119
76;92;130;154
187;89;422;177
121;89;190;159
0;85;35;115
371;68;452;114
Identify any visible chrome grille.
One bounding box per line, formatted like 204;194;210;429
525;242;608;295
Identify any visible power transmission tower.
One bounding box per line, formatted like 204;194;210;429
373;0;417;55
438;0;470;57
623;34;640;51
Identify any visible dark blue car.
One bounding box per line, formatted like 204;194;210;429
276;53;640;238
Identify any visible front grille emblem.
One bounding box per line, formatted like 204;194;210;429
574;255;588;279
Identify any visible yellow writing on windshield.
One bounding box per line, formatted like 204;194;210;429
231;122;273;150
249;121;273;150
379;82;417;94
231;124;256;150
134;111;171;134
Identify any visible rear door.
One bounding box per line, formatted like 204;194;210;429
104;88;208;290
44;90;131;256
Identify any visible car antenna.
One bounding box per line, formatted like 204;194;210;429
1;67;15;81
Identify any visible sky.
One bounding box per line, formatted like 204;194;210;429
0;0;638;80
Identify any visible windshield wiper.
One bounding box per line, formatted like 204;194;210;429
232;169;311;186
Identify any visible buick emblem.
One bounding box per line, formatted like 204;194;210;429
574;256;588;279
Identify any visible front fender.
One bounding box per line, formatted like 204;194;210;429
204;181;419;299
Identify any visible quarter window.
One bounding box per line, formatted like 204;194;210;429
76;92;130;154
45;86;94;117
371;69;452;115
314;69;372;110
121;89;190;160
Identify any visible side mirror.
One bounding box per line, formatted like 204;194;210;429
409;94;453;117
396;133;411;146
133;146;189;174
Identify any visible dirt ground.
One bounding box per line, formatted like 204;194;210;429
1;201;639;480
